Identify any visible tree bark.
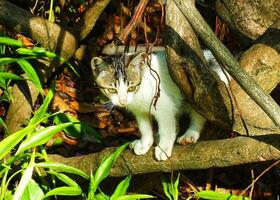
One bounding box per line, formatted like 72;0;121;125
216;0;280;40
165;0;232;128
75;0;111;41
48;135;280;177
173;0;280;127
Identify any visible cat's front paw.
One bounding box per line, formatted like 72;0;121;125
177;130;200;145
154;145;172;161
130;139;152;155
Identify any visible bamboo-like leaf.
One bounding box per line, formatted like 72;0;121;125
16;47;79;76
162;176;172;200
16;122;73;155
16;59;42;93
21;179;44;200
0;57;20;66
110;176;131;200
35;162;89;179
48;171;80;188
0;37;23;47
0;117;7;130
0;125;35;160
194;190;249;200
29;83;55;126
94;192;110;200
53;113;101;142
92;143;129;193
13;151;35;200
0;72;24;81
116;194;155;200
88;172;95;199
44;186;82;198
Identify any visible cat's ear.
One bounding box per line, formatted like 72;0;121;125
128;52;147;69
91;57;106;76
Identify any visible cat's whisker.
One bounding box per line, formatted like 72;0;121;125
104;102;115;111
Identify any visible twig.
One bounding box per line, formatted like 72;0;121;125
118;0;149;43
239;159;280;197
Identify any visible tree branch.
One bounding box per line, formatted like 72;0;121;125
118;0;149;43
76;0;111;41
48;135;280;177
172;0;280;127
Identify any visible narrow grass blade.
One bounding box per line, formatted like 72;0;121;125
48;171;80;188
44;186;82;198
0;57;20;66
110;176;131;200
0;125;35;160
0;37;23;47
0;72;24;81
13;151;35;200
16;122;73;155
16;59;42;93
21;179;44;200
35;162;89;179
29;82;55;126
162;176;172;200
94;192;110;200
53;113;101;142
92;143;129;193
194;190;250;200
116;194;155;200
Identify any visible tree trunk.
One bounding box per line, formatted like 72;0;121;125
165;0;232;128
172;0;280;127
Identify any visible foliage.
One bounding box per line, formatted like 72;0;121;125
162;174;180;200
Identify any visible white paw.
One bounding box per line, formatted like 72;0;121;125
154;145;172;161
130;139;152;155
177;130;200;145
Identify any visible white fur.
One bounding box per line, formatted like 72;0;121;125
203;49;231;85
124;51;206;161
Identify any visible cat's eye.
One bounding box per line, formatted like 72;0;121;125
107;88;117;94
128;86;136;92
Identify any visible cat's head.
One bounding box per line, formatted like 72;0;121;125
91;52;146;107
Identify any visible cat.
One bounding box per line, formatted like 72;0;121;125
91;50;221;161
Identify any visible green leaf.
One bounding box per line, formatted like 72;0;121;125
16;122;73;155
48;171;80;188
35;162;89;179
110;176;131;200
94;192;110;200
0;125;35;160
0;117;7;130
29;82;55;126
91;143;129;193
13;151;35;200
53;113;101;142
0;72;24;81
21;179;44;200
44;186;82;198
17;59;42;93
0;37;23;47
162;176;172;200
173;174;180;200
194;190;250;200
116;194;155;200
0;57;20;66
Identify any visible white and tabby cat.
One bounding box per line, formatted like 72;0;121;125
91;50;223;161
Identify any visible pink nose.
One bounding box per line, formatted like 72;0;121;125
119;96;127;106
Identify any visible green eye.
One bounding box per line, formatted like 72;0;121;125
107;88;117;94
128;86;136;92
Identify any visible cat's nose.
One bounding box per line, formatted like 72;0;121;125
119;97;127;106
